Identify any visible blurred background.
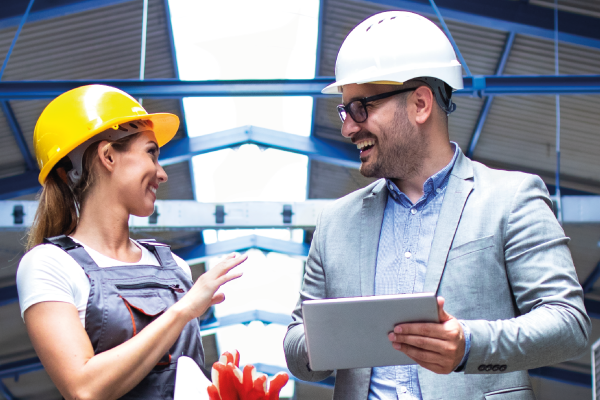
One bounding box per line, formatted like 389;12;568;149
0;0;600;399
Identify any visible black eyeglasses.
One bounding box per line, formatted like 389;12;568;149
337;87;417;123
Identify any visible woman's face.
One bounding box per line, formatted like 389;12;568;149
110;130;167;217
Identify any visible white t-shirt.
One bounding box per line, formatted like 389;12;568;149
17;238;192;326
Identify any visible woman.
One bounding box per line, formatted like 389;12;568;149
16;84;246;400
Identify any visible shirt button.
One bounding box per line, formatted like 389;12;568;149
405;252;412;259
410;208;417;215
436;188;442;194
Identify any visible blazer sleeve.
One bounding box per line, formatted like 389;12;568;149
463;175;592;374
284;211;334;382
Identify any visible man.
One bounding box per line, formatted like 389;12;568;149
283;11;590;400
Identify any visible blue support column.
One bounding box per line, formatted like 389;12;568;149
1;101;36;171
466;32;515;158
307;0;326;200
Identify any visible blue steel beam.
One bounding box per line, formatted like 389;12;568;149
0;285;18;307
529;366;591;388
175;234;310;264
0;381;15;400
159;125;359;168
254;363;337;388
0;0;135;30
584;298;600;320
0;357;43;379
582;261;600;294
364;0;600;50
200;310;293;332
0;76;599;99
466;32;516;158
0;125;358;199
1;101;37;171
0;170;40;200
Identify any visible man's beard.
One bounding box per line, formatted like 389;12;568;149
359;105;428;180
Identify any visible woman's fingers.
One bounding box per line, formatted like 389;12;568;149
217;270;244;286
210;293;226;306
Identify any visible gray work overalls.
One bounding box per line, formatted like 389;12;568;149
44;235;204;400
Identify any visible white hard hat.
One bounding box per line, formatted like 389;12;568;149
322;11;464;98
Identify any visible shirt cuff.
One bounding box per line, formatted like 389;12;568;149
454;321;471;372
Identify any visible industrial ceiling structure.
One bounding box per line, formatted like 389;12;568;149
1;0;600;399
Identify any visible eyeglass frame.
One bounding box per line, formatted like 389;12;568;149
337;87;418;123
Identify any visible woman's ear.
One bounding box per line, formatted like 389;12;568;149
97;140;116;173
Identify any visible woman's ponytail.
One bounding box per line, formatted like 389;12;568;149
26;167;78;251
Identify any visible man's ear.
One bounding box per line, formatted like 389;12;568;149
97;140;116;173
411;85;434;126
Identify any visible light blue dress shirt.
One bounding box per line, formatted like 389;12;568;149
368;143;471;400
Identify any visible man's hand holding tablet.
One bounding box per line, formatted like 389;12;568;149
388;297;466;374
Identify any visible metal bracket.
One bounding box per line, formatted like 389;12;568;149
215;205;226;224
282;204;293;224
148;206;159;224
12;205;24;225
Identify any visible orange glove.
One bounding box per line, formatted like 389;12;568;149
206;350;289;400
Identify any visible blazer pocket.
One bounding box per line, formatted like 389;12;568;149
447;235;495;262
484;386;535;399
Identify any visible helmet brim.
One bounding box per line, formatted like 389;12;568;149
38;112;179;185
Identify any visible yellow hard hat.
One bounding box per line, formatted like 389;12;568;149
33;84;179;184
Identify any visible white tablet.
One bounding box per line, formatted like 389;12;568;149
302;292;439;371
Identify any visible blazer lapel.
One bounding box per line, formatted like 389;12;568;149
360;180;388;297
423;152;474;293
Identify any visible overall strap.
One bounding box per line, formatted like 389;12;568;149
136;239;178;269
43;235;100;273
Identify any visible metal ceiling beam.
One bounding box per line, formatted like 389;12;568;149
364;0;600;50
0;124;358;199
1;101;37;171
158;125;359;168
0;76;599;100
200;309;293;336
0;285;18;307
0;0;135;30
582;261;600;294
1;199;332;230
466;31;516;158
529;366;591;388
0;170;40;200
0;356;43;380
175;235;310;265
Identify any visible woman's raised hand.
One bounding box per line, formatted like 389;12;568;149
177;253;247;322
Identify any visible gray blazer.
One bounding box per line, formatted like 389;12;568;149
284;152;591;400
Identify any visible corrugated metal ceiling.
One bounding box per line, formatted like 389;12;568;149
0;0;190;196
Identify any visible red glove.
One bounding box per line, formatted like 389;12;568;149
206;350;289;400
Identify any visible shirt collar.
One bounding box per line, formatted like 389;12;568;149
386;142;460;206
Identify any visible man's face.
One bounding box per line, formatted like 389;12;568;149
341;83;428;180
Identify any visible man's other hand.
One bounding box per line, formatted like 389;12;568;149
388;297;465;374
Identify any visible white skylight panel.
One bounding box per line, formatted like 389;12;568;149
168;1;320;396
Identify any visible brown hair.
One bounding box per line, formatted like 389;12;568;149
26;128;144;250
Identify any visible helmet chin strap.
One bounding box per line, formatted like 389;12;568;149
67;121;150;184
415;77;456;116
